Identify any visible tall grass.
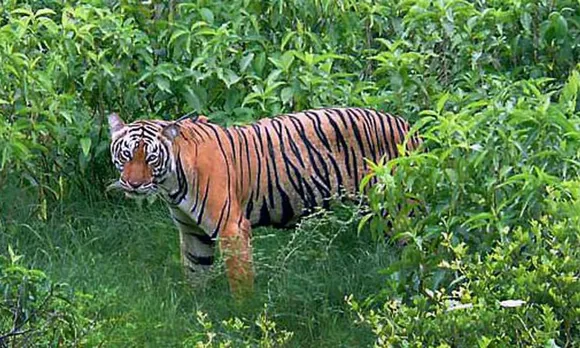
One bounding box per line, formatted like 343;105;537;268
1;0;579;346
1;184;396;346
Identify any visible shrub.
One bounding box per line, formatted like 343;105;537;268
350;184;580;346
355;69;580;346
183;308;293;347
1;0;578;211
0;247;105;346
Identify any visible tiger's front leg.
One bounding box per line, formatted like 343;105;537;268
179;229;216;286
171;210;216;287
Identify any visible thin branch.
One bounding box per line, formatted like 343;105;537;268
0;329;32;341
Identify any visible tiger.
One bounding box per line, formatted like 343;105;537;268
108;107;421;297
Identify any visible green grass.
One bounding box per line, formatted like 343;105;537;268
1;184;398;347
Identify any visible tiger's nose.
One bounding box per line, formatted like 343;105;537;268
127;179;146;189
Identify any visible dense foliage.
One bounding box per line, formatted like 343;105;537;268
1;0;579;346
0;247;103;346
357;72;580;346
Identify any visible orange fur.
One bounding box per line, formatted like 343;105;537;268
122;141;153;187
109;108;421;298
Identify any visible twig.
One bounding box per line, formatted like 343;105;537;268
0;329;32;341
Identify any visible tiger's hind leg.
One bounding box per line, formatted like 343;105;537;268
219;217;254;298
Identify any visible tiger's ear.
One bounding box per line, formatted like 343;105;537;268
161;123;180;142
108;113;125;135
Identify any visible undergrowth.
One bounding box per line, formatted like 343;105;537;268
1;187;388;346
1;0;579;346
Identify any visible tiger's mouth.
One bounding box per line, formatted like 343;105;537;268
123;190;154;199
106;180;158;198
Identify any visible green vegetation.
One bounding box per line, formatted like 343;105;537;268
1;0;579;346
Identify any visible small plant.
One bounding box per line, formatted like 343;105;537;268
349;184;580;345
0;246;106;346
183;306;293;347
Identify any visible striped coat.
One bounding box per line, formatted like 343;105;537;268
108;107;421;297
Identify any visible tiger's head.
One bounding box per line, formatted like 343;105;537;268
108;113;182;199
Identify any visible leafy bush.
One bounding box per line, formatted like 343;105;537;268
350;184;580;346
0;247;104;346
1;0;579;346
355;69;580;346
1;0;578;212
184;308;293;347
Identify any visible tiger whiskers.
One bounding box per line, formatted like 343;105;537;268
106;180;125;192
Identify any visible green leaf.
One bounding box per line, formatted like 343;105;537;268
181;86;202;112
550;12;568;39
154;76;172;94
10;8;33;17
35;8;56;17
11;141;30;157
80;138;91;157
559;69;579;107
218;69;241;88
463;212;494;227
280;87;293;104
239;53;254;72
436;92;450;114
8;245;23;264
357;213;373;235
281;31;296;50
200;8;214;24
0;147;8;170
253;52;267;76
168;29;190;49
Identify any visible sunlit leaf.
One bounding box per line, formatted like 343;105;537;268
80;137;92;157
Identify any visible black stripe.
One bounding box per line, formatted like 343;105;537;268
239;129;253;183
350;146;359;190
272;120;307;200
393;117;407;153
363;109;384;159
265;124;295;225
385;114;399;157
355;108;377;162
280;120;306;168
305;111;333;152
257;199;271;226
276;120;316;208
172;216;215;246
376;112;395;160
235;128;245;190
189;126;206;144
287;116;331;195
205;125;234;237
186;252;214;266
251;125;264;202
245;199;254;220
169;153;187;204
190;174;202;213
195;123;213;138
344;109;368;159
212;199;231;238
196;178;211;224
